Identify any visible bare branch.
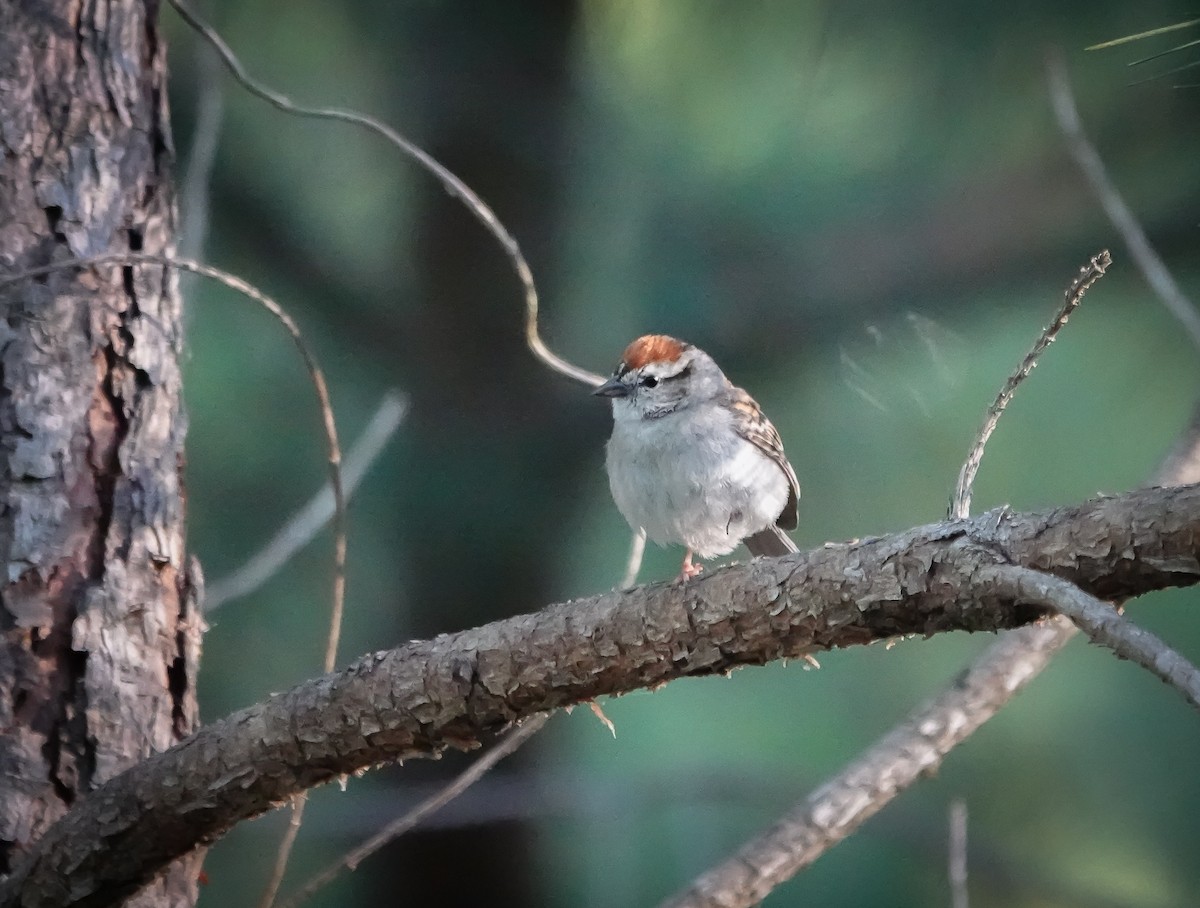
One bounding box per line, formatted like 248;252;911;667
178;33;224;260
278;714;550;908
983;564;1200;711
948;800;968;908
951;250;1111;519
165;0;604;388
660;618;1078;908
3;483;1199;908
621;528;647;590
257;798;306;908
1047;55;1200;351
207;391;408;611
1152;403;1200;487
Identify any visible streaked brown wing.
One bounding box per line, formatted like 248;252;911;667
729;386;800;530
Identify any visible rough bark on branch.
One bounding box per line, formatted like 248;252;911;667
3;483;1199;908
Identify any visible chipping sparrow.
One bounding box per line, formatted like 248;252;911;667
595;334;799;581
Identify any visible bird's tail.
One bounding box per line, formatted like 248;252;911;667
744;525;798;557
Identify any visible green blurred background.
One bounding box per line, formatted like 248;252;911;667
164;1;1200;905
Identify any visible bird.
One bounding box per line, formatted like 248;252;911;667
595;334;799;581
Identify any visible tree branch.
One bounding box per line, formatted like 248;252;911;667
663;557;1200;908
166;0;604;388
1047;53;1200;351
206;390;408;612
985;564;1200;711
2;484;1199;908
951;250;1110;518
660;616;1076;908
948;799;969;908
278;713;550;908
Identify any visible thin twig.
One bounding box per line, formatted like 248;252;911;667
207;391;407;611
277;714;550;908
165;0;604;389
179;25;224;260
1047;54;1200;351
950;250;1111;519
1151;403;1200;487
258;799;307;908
621;527;647;590
982;564;1200;712
948;799;968;908
1126;36;1200;70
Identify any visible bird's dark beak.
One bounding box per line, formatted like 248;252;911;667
593;376;630;398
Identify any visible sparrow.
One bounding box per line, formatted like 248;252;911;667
595;334;799;581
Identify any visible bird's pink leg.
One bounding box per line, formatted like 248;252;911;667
677;549;704;582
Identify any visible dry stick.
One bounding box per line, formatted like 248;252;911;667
621;528;647;590
0;253;348;908
1047;54;1200;353
950;250;1111;520
276;714;550;908
165;0;604;390
1152;407;1200;487
661;618;1078;908
663;253;1114;908
983;564;1200;711
207;390;408;611
258;806;304;908
178;27;224;260
948;800;968;908
276;392;628;904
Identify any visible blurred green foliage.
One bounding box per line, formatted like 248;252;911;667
166;1;1200;905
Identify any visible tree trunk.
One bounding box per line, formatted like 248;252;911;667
0;2;201;906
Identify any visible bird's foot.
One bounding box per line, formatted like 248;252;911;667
676;550;704;583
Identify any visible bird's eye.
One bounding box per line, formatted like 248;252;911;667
641;375;658;389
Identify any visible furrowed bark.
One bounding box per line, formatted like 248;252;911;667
0;2;201;906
